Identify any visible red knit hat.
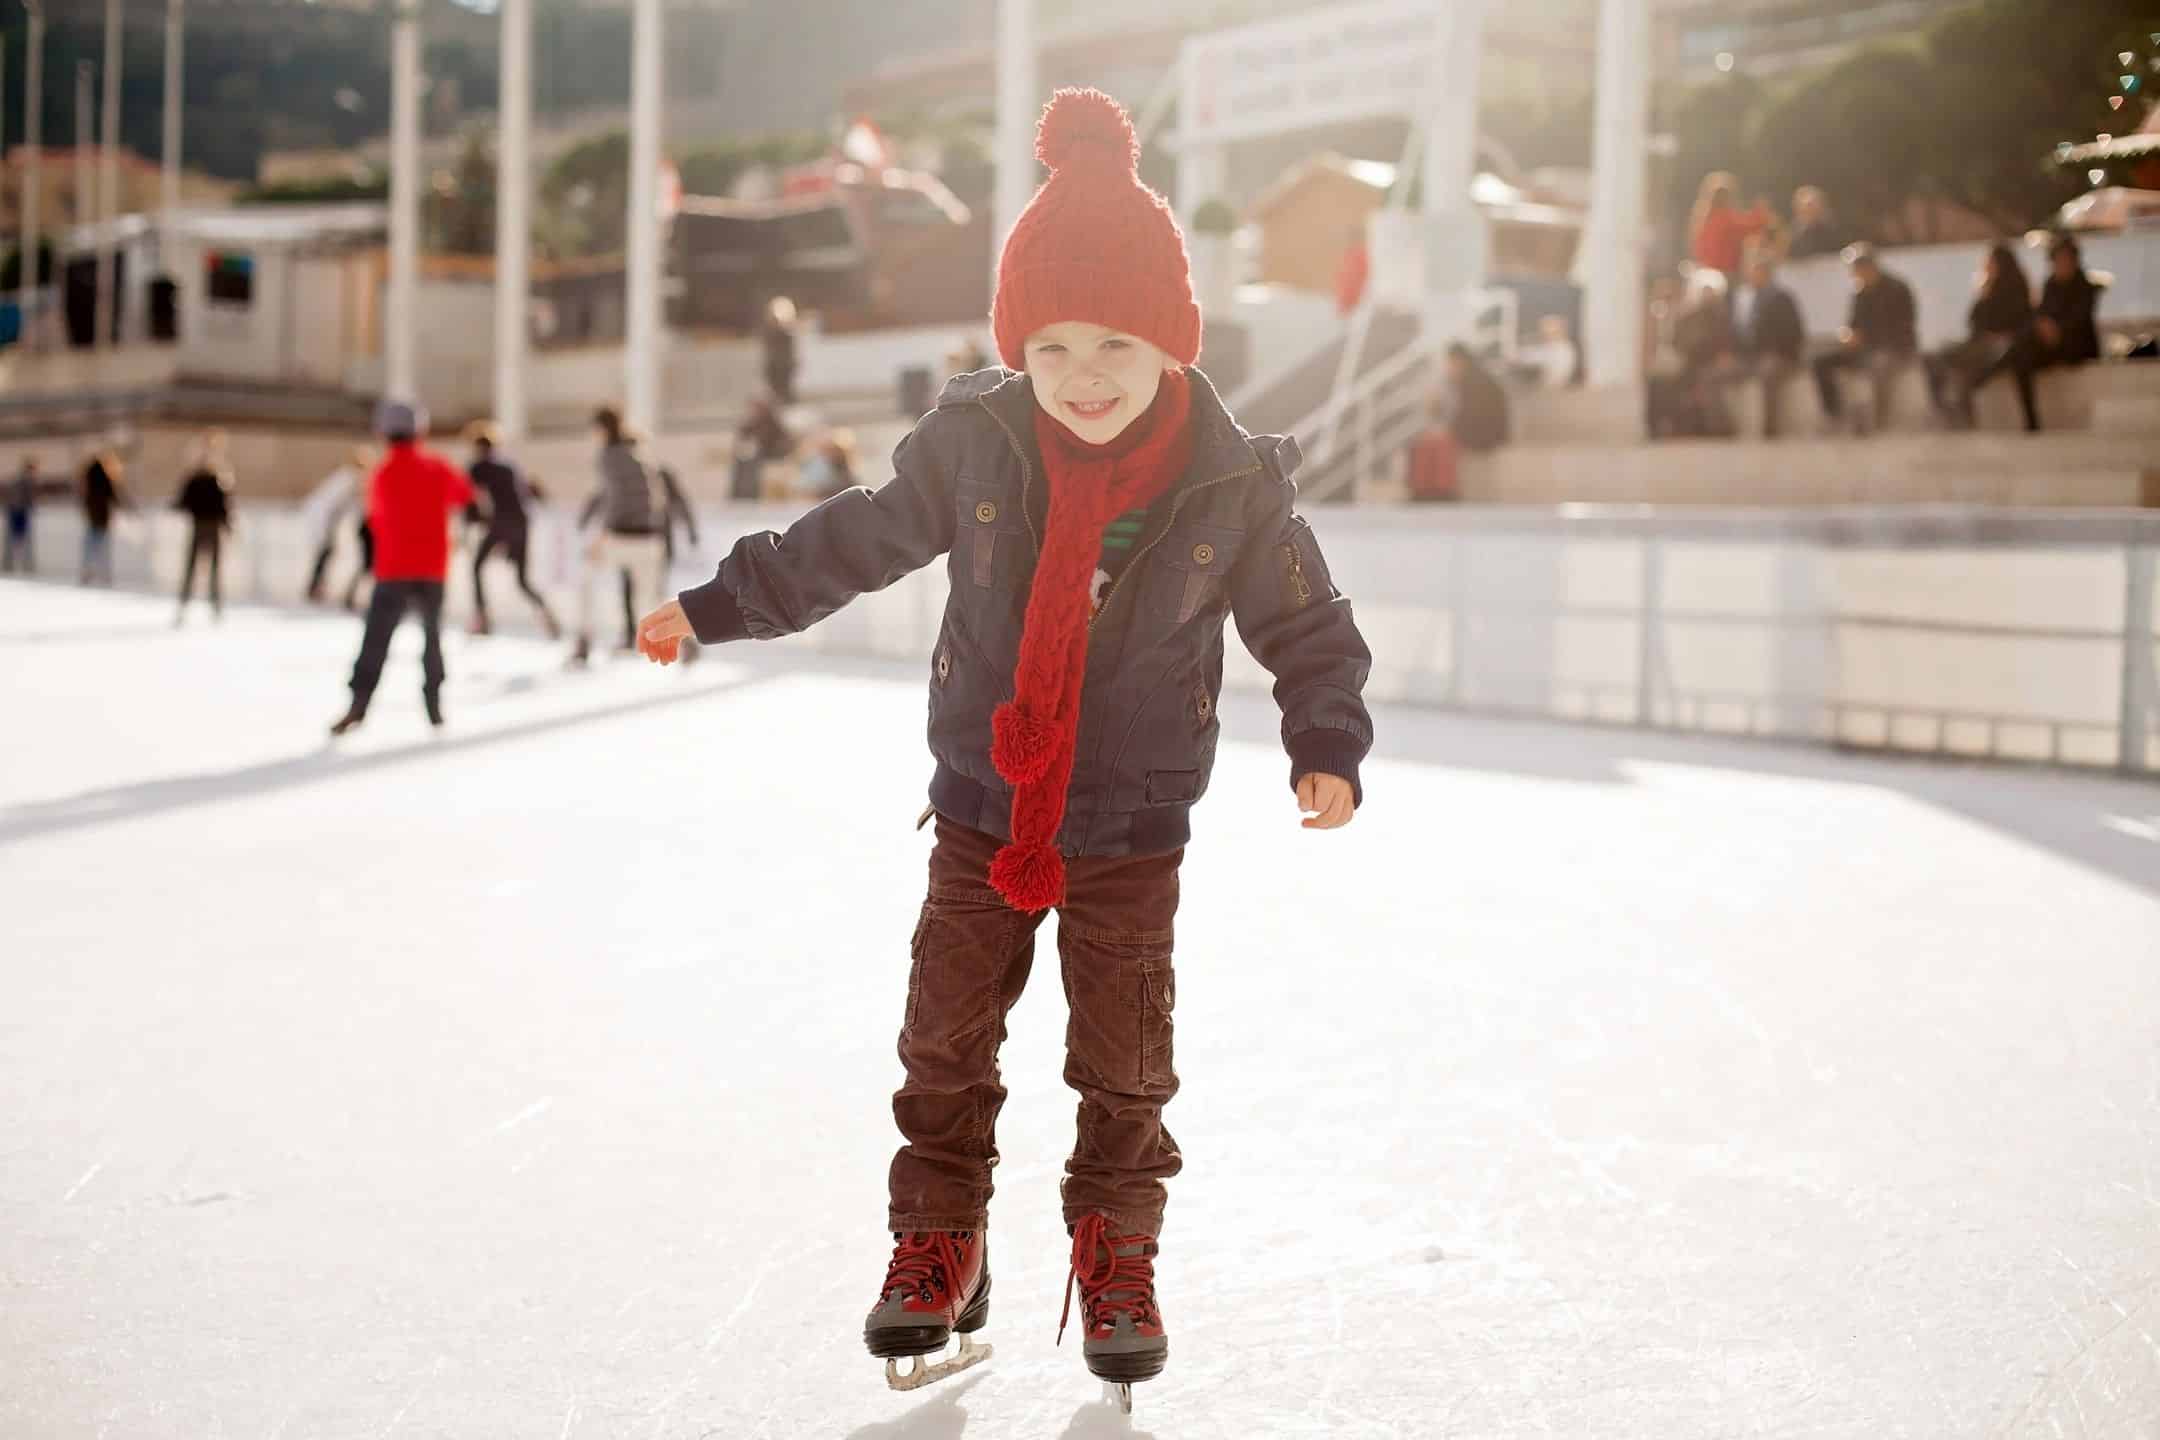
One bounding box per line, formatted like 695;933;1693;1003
991;88;1202;371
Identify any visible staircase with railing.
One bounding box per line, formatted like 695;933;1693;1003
1271;287;1520;503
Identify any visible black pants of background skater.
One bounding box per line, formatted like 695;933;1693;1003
889;817;1185;1240
472;526;556;632
178;523;223;612
347;579;445;713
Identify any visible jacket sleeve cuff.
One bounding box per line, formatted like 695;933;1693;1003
678;577;750;645
1286;730;1366;809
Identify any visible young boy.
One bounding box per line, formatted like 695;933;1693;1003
636;89;1373;1399
330;399;473;735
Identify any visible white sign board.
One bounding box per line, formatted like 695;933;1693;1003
1180;0;1437;149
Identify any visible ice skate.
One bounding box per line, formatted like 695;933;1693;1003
1060;1214;1166;1405
864;1230;992;1391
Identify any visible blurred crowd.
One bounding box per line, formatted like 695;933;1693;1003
1647;173;2107;441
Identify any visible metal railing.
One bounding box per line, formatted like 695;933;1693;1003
1290;287;1524;504
1311;507;2160;774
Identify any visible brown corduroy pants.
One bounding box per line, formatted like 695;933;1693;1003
887;817;1184;1238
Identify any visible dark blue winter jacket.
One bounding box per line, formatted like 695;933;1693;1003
678;366;1374;858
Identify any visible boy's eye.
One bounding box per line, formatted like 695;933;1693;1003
1033;344;1065;356
1102;339;1130;350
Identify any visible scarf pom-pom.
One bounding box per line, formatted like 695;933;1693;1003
992;702;1059;786
990;839;1066;912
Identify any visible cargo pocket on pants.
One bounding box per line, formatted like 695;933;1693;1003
901;900;935;1039
1136;953;1176;1093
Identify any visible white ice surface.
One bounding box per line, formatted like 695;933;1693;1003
3;578;2159;1439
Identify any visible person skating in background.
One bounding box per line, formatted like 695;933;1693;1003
329;399;472;736
3;454;57;574
729;390;794;501
761;295;801;405
172;430;236;623
302;448;374;605
634;88;1373;1407
612;458;701;664
568;406;667;667
464;422;561;639
78;448;130;587
344;505;377;612
78;447;132;587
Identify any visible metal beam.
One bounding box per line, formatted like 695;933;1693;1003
494;0;531;441
623;0;661;435
386;0;421;399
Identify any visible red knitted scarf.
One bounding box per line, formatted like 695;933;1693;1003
987;369;1196;911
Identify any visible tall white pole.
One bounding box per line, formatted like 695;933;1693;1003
494;0;531;441
386;0;421;399
19;5;41;351
0;38;8;344
1419;0;1489;346
622;0;660;436
96;0;118;348
1581;0;1650;387
162;0;183;251
991;0;1035;299
73;59;89;346
1;41;8;296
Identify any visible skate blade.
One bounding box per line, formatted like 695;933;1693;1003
883;1333;991;1392
1104;1381;1133;1415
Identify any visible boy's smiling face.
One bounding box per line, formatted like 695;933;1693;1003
1023;322;1179;444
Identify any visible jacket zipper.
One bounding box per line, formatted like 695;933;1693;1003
1091;463;1261;632
1283;537;1314;607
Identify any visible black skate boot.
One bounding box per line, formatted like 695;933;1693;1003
864;1230;992;1391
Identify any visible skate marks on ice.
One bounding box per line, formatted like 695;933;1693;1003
0;658;772;850
841;1372;989;1440
835;1374;1161;1440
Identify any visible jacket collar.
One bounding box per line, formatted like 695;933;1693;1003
944;364;1259;489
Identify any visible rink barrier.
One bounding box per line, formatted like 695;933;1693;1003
10;499;2157;776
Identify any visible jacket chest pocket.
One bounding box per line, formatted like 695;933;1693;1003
954;484;1029;590
1147;522;1243;624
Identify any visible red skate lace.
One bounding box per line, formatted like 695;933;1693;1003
882;1231;967;1307
1057;1214;1158;1344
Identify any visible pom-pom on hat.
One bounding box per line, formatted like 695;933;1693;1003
991;87;1202;371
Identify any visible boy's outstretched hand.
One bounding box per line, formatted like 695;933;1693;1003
637;599;693;665
1296;773;1355;830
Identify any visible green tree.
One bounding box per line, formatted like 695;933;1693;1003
537;130;629;260
429;129;498;256
1751;44;1941;242
1925;0;2149;223
1655;71;1769;254
676;130;829;199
